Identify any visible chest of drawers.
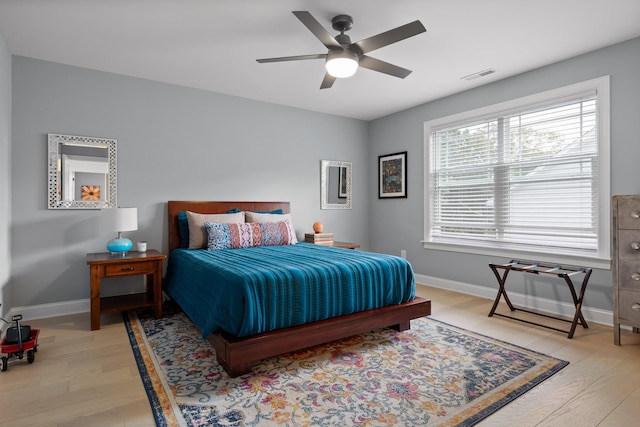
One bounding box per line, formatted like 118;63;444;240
612;195;640;345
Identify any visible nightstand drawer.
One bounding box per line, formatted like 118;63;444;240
619;261;640;291
618;290;640;322
104;261;155;277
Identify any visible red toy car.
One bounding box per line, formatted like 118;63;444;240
1;314;40;371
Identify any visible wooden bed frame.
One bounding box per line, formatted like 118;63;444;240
167;200;432;377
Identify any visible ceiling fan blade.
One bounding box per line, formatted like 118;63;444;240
292;11;342;50
359;55;413;78
256;53;327;63
320;73;336;89
354;20;426;54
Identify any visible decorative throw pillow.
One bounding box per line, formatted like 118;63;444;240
178;211;190;248
205;219;296;250
186;210;245;249
179;209;241;248
244;212;298;243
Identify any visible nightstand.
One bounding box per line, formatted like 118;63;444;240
86;250;166;330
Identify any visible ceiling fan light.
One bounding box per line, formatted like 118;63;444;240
325;50;359;78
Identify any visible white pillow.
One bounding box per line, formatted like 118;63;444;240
245;212;298;243
186;211;245;249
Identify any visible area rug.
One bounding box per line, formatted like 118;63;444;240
123;308;568;426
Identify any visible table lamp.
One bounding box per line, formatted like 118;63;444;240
101;207;138;255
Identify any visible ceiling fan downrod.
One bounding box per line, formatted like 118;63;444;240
331;14;354;46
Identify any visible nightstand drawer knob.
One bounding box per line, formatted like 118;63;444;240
632;303;640;312
121;267;136;271
632;211;640;219
632;272;640;281
631;242;640;251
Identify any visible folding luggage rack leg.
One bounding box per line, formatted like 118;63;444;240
488;260;592;338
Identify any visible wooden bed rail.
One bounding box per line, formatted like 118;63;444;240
208;297;432;377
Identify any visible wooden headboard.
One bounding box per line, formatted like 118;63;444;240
168;201;291;252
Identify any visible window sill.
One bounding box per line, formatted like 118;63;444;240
421;240;611;270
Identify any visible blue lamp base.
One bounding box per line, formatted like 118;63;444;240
106;237;133;255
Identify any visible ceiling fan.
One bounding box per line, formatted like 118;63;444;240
256;11;426;89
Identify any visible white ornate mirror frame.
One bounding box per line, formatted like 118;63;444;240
321;159;352;209
47;133;117;209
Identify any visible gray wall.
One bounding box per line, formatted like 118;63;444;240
0;32;11;318
10;56;369;309
8;37;640;315
368;37;640;312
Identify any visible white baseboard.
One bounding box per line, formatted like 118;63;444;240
415;273;614;327
3;299;89;332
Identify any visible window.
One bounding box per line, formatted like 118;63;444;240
423;77;610;268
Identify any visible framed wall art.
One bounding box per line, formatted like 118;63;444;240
378;151;407;199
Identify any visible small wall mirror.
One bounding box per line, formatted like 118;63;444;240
47;134;117;209
321;160;352;209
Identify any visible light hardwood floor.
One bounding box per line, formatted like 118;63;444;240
1;285;639;426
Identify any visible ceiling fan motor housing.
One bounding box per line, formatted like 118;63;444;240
335;33;352;46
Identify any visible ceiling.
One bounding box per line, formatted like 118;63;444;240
0;0;639;121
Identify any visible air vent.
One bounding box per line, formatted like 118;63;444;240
461;68;496;81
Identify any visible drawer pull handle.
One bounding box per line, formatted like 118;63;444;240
121;267;136;271
632;272;640;281
632;211;640;219
633;303;640;312
631;242;640;251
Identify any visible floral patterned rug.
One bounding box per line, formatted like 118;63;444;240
124;308;567;426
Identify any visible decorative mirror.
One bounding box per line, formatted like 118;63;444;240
320;160;352;209
47;133;117;209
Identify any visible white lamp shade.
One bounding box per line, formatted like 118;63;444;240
101;207;138;232
325;50;359;78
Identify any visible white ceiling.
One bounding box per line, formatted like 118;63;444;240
0;0;639;121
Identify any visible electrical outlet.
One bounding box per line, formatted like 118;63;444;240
400;250;406;259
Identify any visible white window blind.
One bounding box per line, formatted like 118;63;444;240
424;78;610;265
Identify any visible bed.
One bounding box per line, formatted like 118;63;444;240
164;201;431;377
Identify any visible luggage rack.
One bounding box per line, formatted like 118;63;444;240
488;260;592;338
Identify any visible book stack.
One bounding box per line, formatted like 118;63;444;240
304;233;334;245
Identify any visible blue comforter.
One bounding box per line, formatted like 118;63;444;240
163;243;415;338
